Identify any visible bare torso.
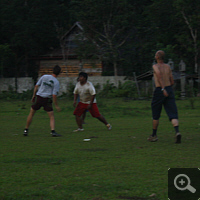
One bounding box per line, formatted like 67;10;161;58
153;63;173;87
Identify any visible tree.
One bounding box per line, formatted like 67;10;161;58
145;0;200;73
1;0;72;79
143;0;181;60
71;0;137;76
0;44;15;77
173;0;200;74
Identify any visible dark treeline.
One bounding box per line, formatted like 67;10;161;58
1;0;200;78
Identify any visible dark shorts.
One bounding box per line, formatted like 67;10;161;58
151;86;178;121
32;95;53;112
73;102;101;118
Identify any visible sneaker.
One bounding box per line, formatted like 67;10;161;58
107;124;112;130
147;135;158;142
23;129;28;136
175;133;181;144
73;128;84;132
51;132;61;137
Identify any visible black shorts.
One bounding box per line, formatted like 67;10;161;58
32;95;53;112
151;86;178;121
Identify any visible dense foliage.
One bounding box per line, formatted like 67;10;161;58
1;0;200;78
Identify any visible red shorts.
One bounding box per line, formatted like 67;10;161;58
32;95;53;112
73;102;101;118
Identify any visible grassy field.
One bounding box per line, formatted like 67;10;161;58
0;97;200;200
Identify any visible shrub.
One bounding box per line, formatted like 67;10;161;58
118;80;138;98
61;82;75;99
185;84;196;109
98;80;138;99
98;80;116;98
0;86;33;100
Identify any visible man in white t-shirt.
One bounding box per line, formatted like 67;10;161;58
23;65;61;137
73;72;112;132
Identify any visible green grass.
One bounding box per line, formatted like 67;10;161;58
0;97;200;200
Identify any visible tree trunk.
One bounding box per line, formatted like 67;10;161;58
1;60;3;78
15;73;18;93
198;66;200;96
114;60;117;76
194;51;198;73
181;11;198;73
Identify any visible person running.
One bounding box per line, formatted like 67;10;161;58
76;77;88;124
148;50;181;143
23;65;61;137
73;72;112;132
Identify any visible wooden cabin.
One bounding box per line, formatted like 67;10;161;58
36;22;102;77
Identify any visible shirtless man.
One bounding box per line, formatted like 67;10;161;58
148;50;181;143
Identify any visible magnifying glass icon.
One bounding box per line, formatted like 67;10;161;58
174;174;196;193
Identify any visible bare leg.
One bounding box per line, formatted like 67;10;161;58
172;119;181;143
153;119;159;130
148;119;159;141
97;115;108;125
47;111;55;130
75;115;83;129
171;119;179;127
82;111;87;124
25;108;36;129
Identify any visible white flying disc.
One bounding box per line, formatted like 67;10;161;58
83;139;91;141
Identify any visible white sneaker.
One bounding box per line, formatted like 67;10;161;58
107;124;112;130
73;128;84;132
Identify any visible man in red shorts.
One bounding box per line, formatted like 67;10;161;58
73;72;112;132
23;65;61;137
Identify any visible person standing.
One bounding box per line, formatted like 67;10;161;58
148;50;181;143
24;65;61;137
73;72;112;132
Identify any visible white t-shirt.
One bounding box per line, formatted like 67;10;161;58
36;75;60;98
73;81;97;104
